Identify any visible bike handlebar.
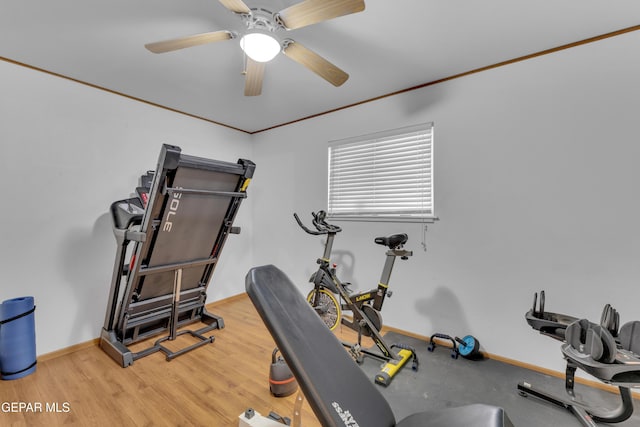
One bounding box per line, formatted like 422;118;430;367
294;212;323;235
294;211;342;235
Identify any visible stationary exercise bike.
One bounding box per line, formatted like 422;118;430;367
294;210;416;385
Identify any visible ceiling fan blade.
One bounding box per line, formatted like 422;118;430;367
283;40;348;87
218;0;251;14
145;30;233;53
244;58;265;96
277;0;365;30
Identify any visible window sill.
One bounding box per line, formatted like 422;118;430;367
327;216;439;224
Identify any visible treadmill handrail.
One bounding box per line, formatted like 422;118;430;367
164;186;247;199
138;257;218;276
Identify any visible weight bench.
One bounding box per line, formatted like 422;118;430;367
244;265;514;427
100;144;255;367
519;291;640;426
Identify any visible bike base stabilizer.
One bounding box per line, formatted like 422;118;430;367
375;348;414;386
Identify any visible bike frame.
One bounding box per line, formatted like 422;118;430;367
314;252;397;360
301;219;412;361
347;247;412;312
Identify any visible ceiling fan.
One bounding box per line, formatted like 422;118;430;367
145;0;366;96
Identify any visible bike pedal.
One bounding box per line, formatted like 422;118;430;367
349;344;364;364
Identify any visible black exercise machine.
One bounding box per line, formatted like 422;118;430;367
294;210;417;386
518;291;640;426
100;144;255;367
242;264;514;427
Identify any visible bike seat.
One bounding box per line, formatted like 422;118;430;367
374;233;408;249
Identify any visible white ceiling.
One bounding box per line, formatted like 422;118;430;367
2;1;639;133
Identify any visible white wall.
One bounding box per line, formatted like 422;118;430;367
0;60;253;355
252;30;640;373
3;29;639;376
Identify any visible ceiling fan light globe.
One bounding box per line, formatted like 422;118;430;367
240;33;280;63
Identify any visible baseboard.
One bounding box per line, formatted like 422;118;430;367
36;292;247;363
381;323;639;398
35;293;638;400
38;338;100;362
206;292;248;308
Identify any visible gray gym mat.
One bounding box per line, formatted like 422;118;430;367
356;331;640;426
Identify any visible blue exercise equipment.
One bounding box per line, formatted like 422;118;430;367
428;332;482;360
0;296;37;380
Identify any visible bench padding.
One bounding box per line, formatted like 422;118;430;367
246;265;513;427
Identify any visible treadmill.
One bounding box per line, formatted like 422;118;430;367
100;144;255;367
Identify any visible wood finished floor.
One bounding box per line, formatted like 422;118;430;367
0;294;370;427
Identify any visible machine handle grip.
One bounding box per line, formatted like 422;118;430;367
295;211;342;234
294;212;325;235
313;210;342;233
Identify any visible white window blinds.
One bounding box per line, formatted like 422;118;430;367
328;122;434;222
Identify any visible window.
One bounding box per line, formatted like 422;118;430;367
328;122;435;222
